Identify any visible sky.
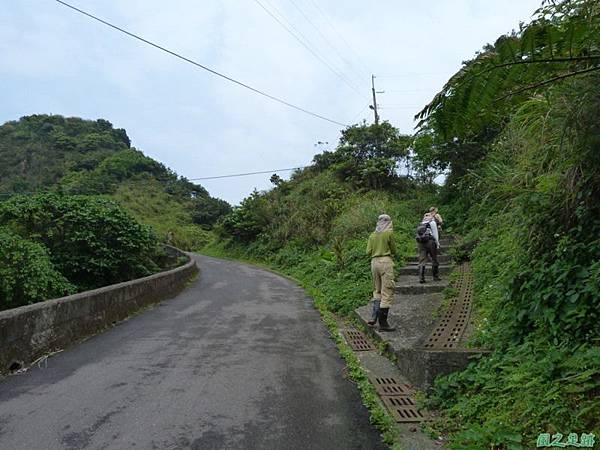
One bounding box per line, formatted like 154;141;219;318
1;0;542;204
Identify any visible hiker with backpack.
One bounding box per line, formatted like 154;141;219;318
416;211;441;283
430;206;443;231
366;214;396;332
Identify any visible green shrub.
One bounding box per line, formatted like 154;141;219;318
0;227;75;309
429;342;600;449
0;194;160;290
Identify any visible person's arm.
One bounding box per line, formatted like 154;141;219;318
388;233;397;257
435;213;443;225
366;235;373;257
430;220;440;248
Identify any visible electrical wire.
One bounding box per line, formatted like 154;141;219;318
285;0;367;86
378;105;421;108
383;89;432;93
305;0;370;78
252;0;363;97
0;167;313;198
55;0;349;127
348;104;371;123
188;166;310;180
377;73;446;78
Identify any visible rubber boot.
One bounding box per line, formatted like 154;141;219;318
367;299;380;327
419;265;426;284
378;308;396;332
433;264;441;282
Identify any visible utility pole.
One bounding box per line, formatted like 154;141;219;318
371;74;380;125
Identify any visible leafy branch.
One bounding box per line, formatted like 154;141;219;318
495;64;600;101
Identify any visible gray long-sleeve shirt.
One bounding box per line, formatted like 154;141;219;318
429;219;439;247
422;215;439;247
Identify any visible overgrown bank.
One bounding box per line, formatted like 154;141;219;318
412;1;600;448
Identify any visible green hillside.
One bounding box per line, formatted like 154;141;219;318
0;114;228;310
0;114;229;249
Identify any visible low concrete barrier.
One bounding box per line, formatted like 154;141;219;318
0;248;198;375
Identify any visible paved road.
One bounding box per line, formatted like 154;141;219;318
0;255;387;450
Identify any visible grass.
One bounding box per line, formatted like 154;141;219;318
111;178;212;251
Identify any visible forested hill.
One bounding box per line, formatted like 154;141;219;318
0;114;230;249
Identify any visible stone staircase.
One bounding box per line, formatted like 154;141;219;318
355;235;488;391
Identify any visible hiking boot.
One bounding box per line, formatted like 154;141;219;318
432;264;442;282
419;266;426;284
378;308;396;332
368;299;380;327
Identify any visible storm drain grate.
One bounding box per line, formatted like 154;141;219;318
381;395;428;422
343;329;376;351
424;263;474;349
370;377;413;396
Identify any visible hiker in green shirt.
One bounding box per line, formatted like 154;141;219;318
366;214;396;332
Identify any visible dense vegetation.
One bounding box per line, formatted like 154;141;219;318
0;115;229;309
0;194;160;309
0;114;230;249
212;1;599;448
411;1;600;448
207;122;430;314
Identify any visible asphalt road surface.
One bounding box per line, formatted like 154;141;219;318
0;255;387;450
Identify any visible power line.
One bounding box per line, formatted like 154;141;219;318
188;166;310;181
383;89;432;93
285;0;367;86
55;0;348;127
349;104;370;123
305;0;370;78
377;73;446;78
252;0;363;96
0;167;313;198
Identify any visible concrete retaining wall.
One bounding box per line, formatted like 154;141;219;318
393;347;489;391
0;248;198;375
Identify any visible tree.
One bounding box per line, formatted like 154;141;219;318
312;122;411;190
414;0;600;174
0;227;75;310
191;196;232;227
0;194;160;290
218;190;272;242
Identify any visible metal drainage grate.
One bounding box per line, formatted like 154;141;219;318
343;329;376;351
370;377;413;396
424;262;474;349
381;395;428;423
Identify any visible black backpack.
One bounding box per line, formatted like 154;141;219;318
415;221;432;243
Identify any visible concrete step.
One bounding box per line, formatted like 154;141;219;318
397;264;453;276
406;254;452;264
357;293;443;350
415;245;451;253
396;275;448;295
440;233;456;242
356;301;488;391
355;233;490;392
